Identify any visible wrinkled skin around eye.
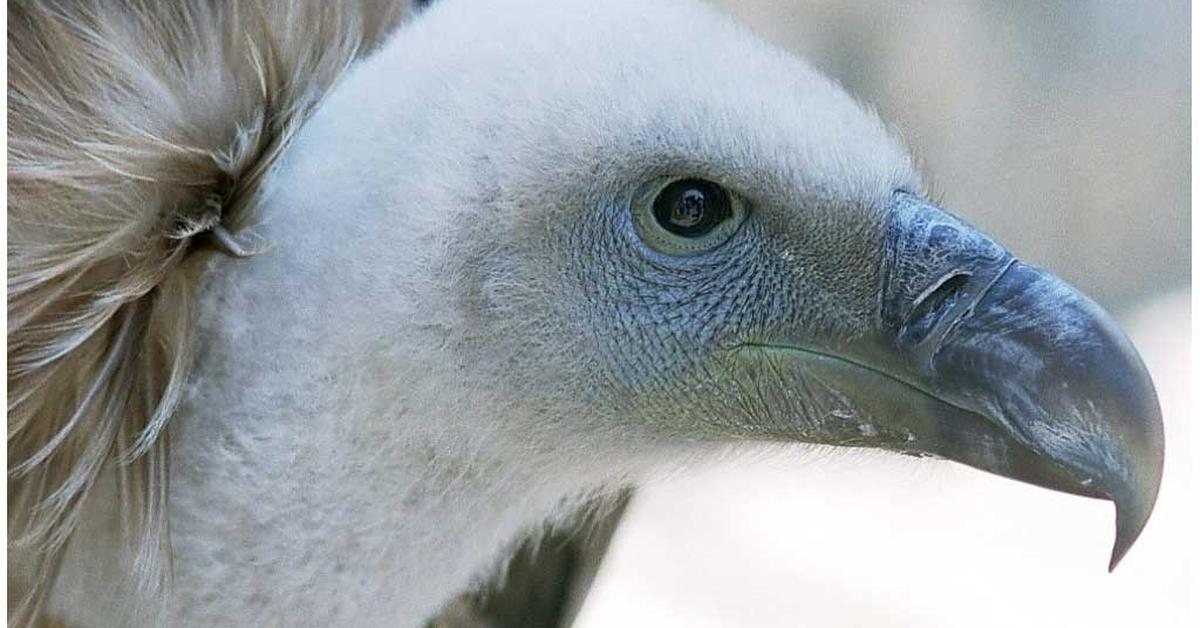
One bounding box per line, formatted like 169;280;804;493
455;182;891;444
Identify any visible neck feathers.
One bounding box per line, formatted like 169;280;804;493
6;2;408;623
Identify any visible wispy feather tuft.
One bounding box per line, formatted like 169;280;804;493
7;1;408;624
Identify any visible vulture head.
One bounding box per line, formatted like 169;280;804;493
7;0;1164;625
346;0;1161;559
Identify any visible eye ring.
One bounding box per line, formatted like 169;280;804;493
633;177;747;255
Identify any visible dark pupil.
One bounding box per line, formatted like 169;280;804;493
652;178;730;238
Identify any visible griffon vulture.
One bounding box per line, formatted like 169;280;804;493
7;0;1164;626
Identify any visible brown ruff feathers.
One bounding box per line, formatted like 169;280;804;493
6;2;408;623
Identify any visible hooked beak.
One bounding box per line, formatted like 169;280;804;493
746;193;1164;569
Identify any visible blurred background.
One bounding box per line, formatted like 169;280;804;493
575;1;1192;627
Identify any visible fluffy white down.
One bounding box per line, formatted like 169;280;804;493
50;0;914;625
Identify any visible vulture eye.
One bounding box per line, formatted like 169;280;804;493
653;179;730;237
634;177;746;255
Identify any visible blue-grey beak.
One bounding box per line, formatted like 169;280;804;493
746;193;1165;569
866;193;1165;569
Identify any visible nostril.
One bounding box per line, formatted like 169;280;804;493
900;272;971;346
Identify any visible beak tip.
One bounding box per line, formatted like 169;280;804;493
1108;536;1129;572
1106;475;1160;572
1108;525;1134;572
